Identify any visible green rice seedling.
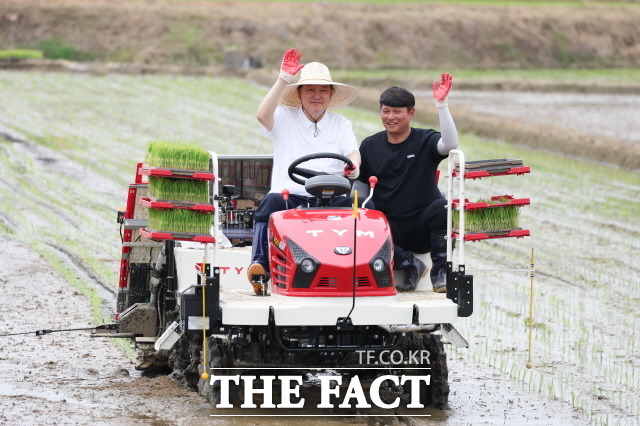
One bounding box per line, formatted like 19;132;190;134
454;199;521;232
148;176;208;203
0;49;43;59
145;141;210;171
148;208;211;234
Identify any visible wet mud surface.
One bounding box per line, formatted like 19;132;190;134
0;239;211;425
0;239;582;424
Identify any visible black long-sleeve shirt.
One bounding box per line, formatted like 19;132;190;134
358;128;446;220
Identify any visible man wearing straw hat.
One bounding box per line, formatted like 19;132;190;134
247;48;361;295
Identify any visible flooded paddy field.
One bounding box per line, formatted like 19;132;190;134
0;70;638;424
452;90;640;144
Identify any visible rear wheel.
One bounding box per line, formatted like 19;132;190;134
198;337;234;405
424;333;449;409
396;332;449;409
168;334;203;391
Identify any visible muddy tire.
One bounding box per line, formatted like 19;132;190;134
168;334;203;391
167;334;234;404
198;337;229;405
425;333;449;409
396;332;449;409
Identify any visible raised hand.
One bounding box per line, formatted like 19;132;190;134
433;73;453;106
279;48;305;82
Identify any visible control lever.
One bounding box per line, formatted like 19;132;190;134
362;176;377;209
281;189;290;209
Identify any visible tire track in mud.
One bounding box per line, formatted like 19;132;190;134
45;242;117;318
0;238;213;425
0;211;18;232
45;242;116;296
0;131;26;144
0;127;119;318
0;126;219;423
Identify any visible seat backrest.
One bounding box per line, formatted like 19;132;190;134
305;175;351;199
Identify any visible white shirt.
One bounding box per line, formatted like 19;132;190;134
261;106;358;196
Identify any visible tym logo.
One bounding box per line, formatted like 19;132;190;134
211;266;244;275
305;230;374;238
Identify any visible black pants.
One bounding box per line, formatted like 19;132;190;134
389;198;447;265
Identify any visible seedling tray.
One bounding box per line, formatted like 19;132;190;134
453;158;530;179
140;166;214;181
462;158;523;169
452;195;530;211
452;228;530;241
139;197;215;212
140;228;215;243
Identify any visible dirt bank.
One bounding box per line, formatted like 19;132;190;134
1;0;640;70
3;0;640;169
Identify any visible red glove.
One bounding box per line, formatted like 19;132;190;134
279;48;305;83
344;164;360;180
433;73;453;107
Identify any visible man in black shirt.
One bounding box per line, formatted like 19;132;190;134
357;75;458;292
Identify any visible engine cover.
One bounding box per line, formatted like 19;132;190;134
269;207;396;297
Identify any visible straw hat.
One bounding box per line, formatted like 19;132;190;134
279;62;357;110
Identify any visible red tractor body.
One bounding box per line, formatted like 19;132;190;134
269;207;396;297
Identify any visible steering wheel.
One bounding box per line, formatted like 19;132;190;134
287;152;353;186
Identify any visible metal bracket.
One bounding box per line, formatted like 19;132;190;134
441;323;469;348
446;262;474;317
179;267;222;333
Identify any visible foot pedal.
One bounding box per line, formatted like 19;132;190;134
250;275;269;296
248;263;269;296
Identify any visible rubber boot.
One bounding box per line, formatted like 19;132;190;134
395;253;428;292
247;222;269;295
430;234;449;293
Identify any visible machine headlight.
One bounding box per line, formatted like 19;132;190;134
300;258;316;273
372;257;386;272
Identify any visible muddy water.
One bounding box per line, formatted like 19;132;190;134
0;237;583;424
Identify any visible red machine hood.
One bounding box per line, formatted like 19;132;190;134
268;207;396;297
